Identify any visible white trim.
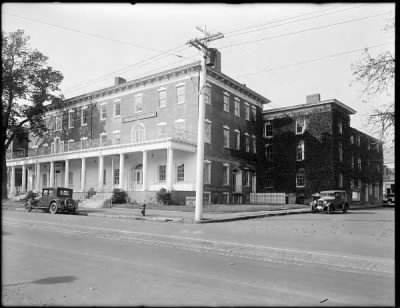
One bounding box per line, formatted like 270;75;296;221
244;102;249;106
134;93;143;97
68;109;74;113
251;134;256;138
81;105;88;110
157;87;167;91
204;160;211;163
175;119;185;123
80;137;88;141
100;132;107;136
68;139;74;142
113;98;121;102
157;122;167;126
175;82;185;87
244;132;250;136
223;163;230;167
43;143;48;147
234;129;240;133
223;91;230;96
206;83;212;88
223;125;230;129
205;119;212;123
234;97;240;101
112;130;120;134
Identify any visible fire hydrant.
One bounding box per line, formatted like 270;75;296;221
140;204;146;216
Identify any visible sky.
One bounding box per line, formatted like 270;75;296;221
2;2;395;165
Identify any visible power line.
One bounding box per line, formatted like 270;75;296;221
63;45;190;95
225;4;367;38
217;11;392;49
234;41;394;78
4;12;174;54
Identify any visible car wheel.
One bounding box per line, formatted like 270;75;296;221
49;202;58;214
24;202;32;212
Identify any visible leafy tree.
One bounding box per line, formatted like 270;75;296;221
1;30;64;199
351;20;395;147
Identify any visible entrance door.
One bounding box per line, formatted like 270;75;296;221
135;164;143;190
55;170;62;187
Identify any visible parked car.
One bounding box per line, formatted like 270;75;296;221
383;193;395;206
313;190;350;214
24;187;78;214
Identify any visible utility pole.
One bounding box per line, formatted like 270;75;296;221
187;26;223;222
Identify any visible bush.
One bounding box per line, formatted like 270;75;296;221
111;188;128;204
156;188;171;205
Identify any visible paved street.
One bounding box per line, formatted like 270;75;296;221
2;208;394;306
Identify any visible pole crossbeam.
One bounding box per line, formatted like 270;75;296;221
187;27;224;222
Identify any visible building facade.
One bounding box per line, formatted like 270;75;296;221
6;52;270;205
383;165;395;197
262;94;383;205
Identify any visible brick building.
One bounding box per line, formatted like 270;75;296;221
262;94;383;205
6;51;270;205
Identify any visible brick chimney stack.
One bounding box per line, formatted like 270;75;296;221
306;93;320;104
115;77;126;86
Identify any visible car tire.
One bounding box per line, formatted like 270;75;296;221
49;202;58;214
24;202;32;212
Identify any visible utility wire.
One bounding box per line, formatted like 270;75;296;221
234;41;394;78
4;12;182;56
224;3;367;38
217;11;392;49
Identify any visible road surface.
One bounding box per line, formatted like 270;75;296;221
2;208;394;306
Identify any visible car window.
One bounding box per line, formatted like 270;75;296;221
43;190;49;196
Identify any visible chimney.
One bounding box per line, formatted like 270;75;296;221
114;77;126;86
206;48;221;72
306;93;320;104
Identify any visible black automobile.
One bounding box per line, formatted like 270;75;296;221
24;187;78;214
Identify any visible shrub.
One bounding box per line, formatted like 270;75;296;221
156;188;171;205
111;188;128;204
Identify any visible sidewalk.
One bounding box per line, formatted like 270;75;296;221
1;200;310;223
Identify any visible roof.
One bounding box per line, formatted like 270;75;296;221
263;99;357;115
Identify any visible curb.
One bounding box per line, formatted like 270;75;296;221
86;212;184;223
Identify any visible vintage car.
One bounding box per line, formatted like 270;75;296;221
24;187;78;214
312;190;350;214
383;193;395;206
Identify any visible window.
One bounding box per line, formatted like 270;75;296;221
265;173;273;188
158;165;166;183
377;163;380;172
114;102;120;117
351;155;354;168
223;126;230;148
113;168;120;185
350;178;354;190
175;120;185;139
223;192;230;204
234;99;240;117
158;89;167;108
264;121;273;138
296;140;304;161
68;140;74;151
204;161;211;184
338;142;343;162
223;94;229;112
68;171;73;186
204;85;211;105
103;169;106;185
135;95;143;113
223;164;229;185
350;135;354;144
113;131;120;144
245;134;250;152
244;170;249;186
374;182;379;198
234;130;240;150
68;111;74;128
81;108;88;125
357;158;362;170
296;168;305;187
251;106;257;121
296;118;306;134
204;120;212;144
157;123;167;138
244;103;250;120
356;135;360;146
100;104;107;120
133;124;145;142
265;144;273;161
338;120;343;135
177;163;184;182
338;173;343;188
55;116;62;131
176;85;185;104
252;136;256;154
100;134;107;146
367;141;370;151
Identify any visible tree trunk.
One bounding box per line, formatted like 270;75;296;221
1;150;9;200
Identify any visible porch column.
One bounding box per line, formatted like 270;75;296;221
98;155;104;191
27;167;31;191
49;161;55;187
81;157;86;192
65;159;69;188
35;163;40;191
119;153;124;190
21;164;26;193
167;146;174;191
10;166;16;195
142;151;148;191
